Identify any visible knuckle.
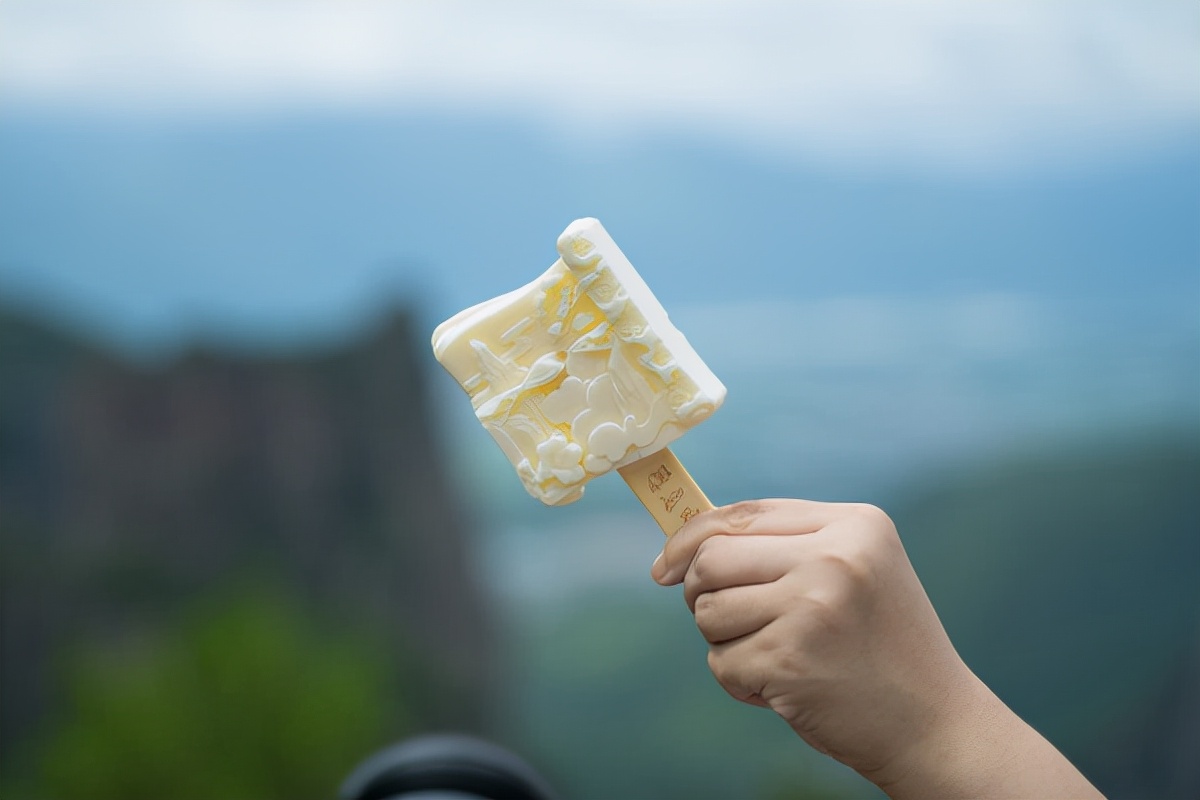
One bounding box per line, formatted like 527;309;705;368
707;649;751;699
706;648;728;684
719;500;767;531
793;593;843;640
693;590;718;620
848;502;895;531
820;547;872;587
749;625;782;659
766;632;806;677
689;537;723;584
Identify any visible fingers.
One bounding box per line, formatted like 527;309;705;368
681;534;794;611
706;620;783;709
692;581;783;644
653;499;837;586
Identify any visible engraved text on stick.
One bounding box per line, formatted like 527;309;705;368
648;464;673;494
661;487;684;512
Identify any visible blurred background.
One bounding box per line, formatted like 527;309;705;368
1;1;1197;798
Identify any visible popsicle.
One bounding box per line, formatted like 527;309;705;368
431;218;725;535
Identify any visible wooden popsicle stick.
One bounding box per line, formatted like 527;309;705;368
617;447;713;536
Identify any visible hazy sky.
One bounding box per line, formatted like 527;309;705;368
3;0;1197;173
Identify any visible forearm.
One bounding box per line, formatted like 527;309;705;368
875;672;1103;800
656;501;1104;799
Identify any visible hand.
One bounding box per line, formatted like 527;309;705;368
651;499;962;782
651;499;1103;799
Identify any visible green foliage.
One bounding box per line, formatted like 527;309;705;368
23;586;407;800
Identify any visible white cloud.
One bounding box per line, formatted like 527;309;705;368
1;0;1196;170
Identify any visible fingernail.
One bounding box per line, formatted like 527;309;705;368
651;552;666;583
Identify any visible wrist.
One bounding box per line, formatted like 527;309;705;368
871;669;1102;800
869;669;1016;799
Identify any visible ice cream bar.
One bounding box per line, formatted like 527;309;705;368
431;218;725;534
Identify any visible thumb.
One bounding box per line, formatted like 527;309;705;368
653;499;835;585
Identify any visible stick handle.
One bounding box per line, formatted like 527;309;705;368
617;447;713;536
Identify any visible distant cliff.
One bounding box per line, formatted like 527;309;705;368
0;305;496;770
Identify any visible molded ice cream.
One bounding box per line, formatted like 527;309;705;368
432;218;725;505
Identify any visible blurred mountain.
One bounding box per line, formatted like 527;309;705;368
892;436;1200;798
1;112;1196;352
0;304;496;778
1;293;1195;798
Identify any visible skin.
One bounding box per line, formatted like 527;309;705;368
651;499;1104;799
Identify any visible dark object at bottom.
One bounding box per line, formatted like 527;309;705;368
340;733;559;800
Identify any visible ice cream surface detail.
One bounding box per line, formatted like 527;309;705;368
432;218;726;506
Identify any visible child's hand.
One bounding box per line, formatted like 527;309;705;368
652;499;1103;799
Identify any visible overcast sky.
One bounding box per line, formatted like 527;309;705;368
2;0;1197;172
